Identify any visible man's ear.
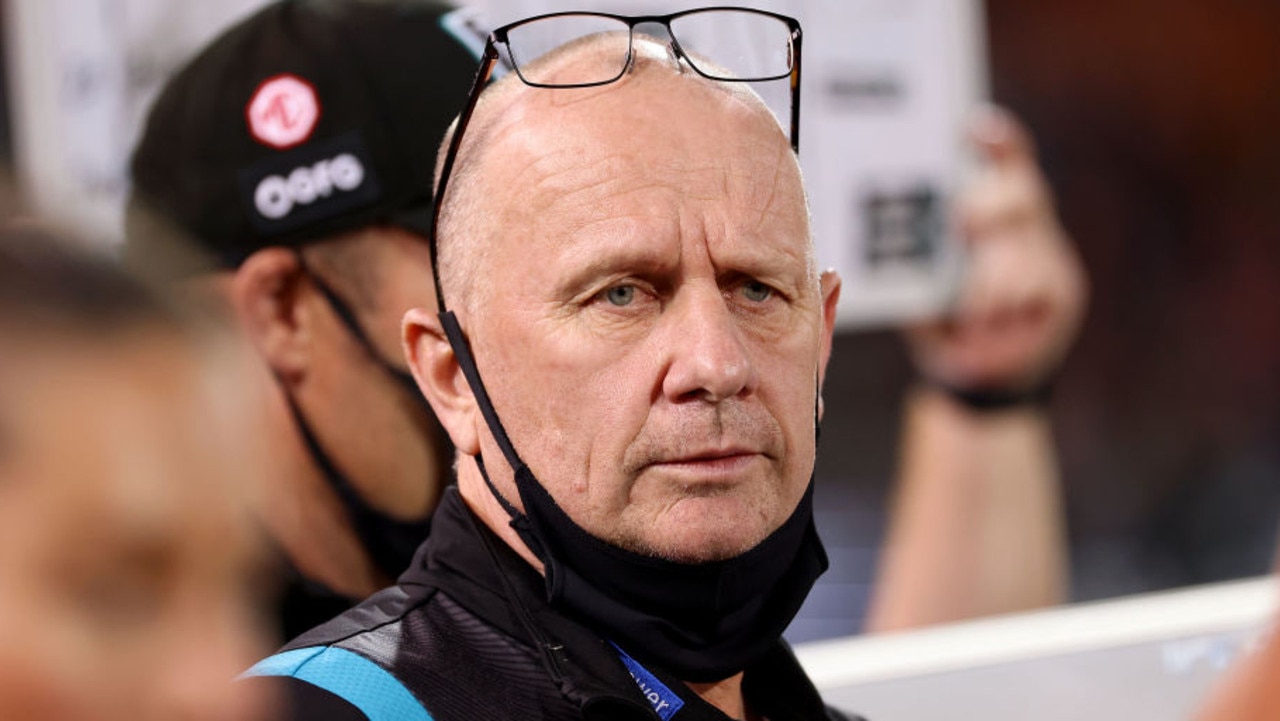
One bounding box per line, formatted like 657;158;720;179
227;248;311;380
403;307;481;455
816;269;842;421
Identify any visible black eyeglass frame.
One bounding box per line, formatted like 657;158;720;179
427;6;803;311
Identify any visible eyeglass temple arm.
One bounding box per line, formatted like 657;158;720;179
430;41;501;312
790;26;802;154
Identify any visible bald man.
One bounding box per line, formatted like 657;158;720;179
246;11;857;721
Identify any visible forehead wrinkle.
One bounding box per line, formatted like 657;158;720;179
671;136;810;255
516;144;810;292
509;141;687;246
736;138;816;286
523;151;647;216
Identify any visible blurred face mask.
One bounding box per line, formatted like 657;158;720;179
283;257;444;581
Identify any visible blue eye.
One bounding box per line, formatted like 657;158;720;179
742;281;773;302
605;285;636;306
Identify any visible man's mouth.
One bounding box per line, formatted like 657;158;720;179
646;448;764;480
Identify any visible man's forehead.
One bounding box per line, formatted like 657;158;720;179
478;69;790;192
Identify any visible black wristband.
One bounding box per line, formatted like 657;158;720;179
932;378;1054;413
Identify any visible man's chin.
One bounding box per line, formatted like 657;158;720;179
587;491;790;562
615;518;773;564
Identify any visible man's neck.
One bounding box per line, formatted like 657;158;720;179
457;456;546;571
687;674;759;720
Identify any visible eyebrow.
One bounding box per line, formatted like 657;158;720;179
550;229;678;301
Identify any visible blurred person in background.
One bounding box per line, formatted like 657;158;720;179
126;0;483;639
865;107;1087;631
0;222;271;720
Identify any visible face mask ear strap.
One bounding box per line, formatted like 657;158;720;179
440;310;549;559
294;251;366;343
472;453;523;521
439;310;528;478
294;249;406;376
292;251;448;445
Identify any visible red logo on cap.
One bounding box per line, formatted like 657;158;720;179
246;74;320;149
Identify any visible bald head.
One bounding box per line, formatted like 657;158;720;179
434;35;808;318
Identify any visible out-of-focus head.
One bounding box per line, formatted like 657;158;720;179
125;0;485;581
124;0;481;377
0;226;271;720
126;0;481;273
418;30;839;564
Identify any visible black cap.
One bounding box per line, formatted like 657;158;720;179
127;0;485;269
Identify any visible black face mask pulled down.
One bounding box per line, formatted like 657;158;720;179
281;260;445;581
284;389;437;582
443;311;829;683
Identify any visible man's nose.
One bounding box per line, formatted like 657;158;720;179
660;286;758;403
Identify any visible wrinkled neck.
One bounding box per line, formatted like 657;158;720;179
686;674;751;720
455;452;544;572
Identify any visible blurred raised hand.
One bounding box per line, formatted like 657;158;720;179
866;107;1082;632
907;106;1087;393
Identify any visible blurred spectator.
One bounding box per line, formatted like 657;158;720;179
986;0;1280;600
126;0;481;639
0;220;271;720
795;0;1280;637
864;107;1086;631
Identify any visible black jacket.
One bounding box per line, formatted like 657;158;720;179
274;561;361;642
245;488;861;721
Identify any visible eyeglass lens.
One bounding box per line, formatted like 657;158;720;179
503;9;794;87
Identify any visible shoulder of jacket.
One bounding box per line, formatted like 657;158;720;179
242;645;432;721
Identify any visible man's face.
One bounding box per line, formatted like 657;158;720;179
461;60;837;563
0;335;271;721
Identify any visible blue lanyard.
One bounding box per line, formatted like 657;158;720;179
611;643;686;721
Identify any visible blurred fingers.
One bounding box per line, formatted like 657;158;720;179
958;106;1057;244
969;104;1037;170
